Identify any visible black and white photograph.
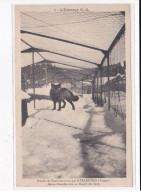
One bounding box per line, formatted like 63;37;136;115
15;4;132;187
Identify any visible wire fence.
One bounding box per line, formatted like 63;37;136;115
20;11;125;118
92;30;126;120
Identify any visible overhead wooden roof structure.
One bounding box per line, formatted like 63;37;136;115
20;10;125;107
21;11;125;69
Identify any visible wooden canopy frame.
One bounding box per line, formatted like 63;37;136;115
21;23;125;108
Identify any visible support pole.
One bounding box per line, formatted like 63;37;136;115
100;66;103;107
117;77;120;100
92;76;95;101
97;75;98;105
32;51;35;108
22;75;26;92
107;54;110;110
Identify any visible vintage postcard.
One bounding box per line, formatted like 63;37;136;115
15;4;132;187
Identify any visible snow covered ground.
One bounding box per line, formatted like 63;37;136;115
27;84;52;96
22;90;126;179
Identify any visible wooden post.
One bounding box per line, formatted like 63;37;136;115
45;62;48;87
107;54;110;110
32;51;35;108
92;76;95;101
22;75;26;92
97;75;98;105
117;77;120;100
100;66;103;106
94;77;96;101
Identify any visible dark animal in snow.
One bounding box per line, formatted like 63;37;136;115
50;83;79;111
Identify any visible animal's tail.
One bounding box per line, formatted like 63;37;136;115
71;93;79;101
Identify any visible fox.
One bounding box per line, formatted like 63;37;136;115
50;83;79;111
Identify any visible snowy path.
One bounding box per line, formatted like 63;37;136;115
22;94;126;179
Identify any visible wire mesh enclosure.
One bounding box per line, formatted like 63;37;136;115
20;10;126;119
92;27;126;120
15;4;133;184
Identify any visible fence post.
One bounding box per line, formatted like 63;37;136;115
100;66;103;107
22;75;26;92
45;62;48;87
107;54;110;110
92;76;95;101
32;51;35;108
96;75;98;105
117;76;120;100
94;77;96;102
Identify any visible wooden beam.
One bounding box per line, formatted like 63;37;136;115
21;39;46;61
108;24;125;54
21;30;107;54
21;47;48;53
46;59;95;73
21;46;100;66
107;54;110;111
22;58;96;78
100;24;125;66
21;39;98;70
32;51;35;108
100;67;103;107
